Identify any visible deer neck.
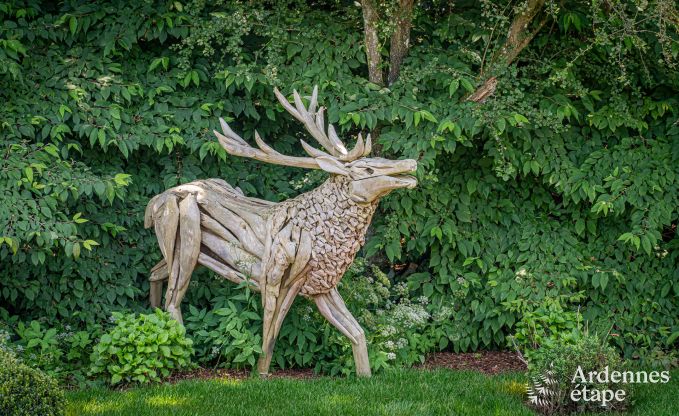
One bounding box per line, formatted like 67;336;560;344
311;174;378;221
286;175;379;295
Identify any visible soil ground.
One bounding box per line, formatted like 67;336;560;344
166;350;527;383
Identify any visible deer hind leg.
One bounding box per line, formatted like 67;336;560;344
314;288;371;377
164;193;201;324
149;259;169;308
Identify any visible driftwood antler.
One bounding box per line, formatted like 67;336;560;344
213;85;371;169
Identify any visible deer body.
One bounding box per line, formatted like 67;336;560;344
145;86;417;377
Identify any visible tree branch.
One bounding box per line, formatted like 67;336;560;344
467;0;548;102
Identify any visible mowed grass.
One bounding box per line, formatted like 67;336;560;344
66;369;679;416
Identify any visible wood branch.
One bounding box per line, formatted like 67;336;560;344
203;179;274;210
202;231;262;278
199;201;265;258
466;76;498;103
175;194;201;296
468;0;547;103
214;129;320;170
200;214;239;245
387;0;415;85
197;252;259;290
493;0;548;67
361;0;384;86
314;294;358;344
273;87;348;157
153;194;179;271
198;184;267;240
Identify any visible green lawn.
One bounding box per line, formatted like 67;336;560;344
66;369;679;416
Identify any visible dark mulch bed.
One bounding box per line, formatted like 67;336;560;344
419;351;527;375
168;351;526;383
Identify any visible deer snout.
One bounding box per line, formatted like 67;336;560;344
404;159;418;173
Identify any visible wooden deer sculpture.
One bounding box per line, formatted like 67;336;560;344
144;86;417;377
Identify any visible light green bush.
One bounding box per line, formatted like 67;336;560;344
90;309;194;384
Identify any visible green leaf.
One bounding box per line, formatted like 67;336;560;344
575;219;585;235
641;235;652;255
496;118;506;133
423;283;434;297
466;179;478;195
513;113;529;124
460;78;474;92
24;167;33;183
599;273;609;291
69;16;77;35
449;79;460;97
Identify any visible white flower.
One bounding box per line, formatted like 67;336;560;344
386;352;397;360
379;325;397;337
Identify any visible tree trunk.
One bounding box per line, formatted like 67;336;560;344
387;0;415;85
467;0;548;102
361;0;384;86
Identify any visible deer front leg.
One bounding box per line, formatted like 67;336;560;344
256;279;303;376
257;225;299;377
314;288;371;377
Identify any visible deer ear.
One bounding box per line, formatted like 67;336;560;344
315;156;349;176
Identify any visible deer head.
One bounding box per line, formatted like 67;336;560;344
213;86;418;204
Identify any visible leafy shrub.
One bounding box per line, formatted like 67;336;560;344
526;332;630;415
506;292;585;362
338;261;442;369
185;280;262;368
0;349;65;416
8;320;99;386
90;309;194;384
14;320;62;376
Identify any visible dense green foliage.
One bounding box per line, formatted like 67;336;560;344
1;0;678;380
0;349;65;416
90;310;193;384
10;319;100;384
